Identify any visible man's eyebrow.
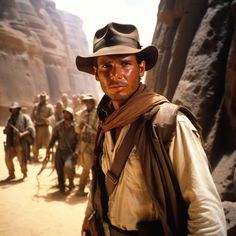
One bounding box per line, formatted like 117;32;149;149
98;59;111;64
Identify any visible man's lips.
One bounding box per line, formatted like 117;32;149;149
108;83;127;88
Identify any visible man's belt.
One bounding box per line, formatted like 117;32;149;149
109;224;138;236
35;124;48;127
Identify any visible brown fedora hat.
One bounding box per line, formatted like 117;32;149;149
76;22;158;75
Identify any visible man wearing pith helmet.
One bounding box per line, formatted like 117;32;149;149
76;22;226;236
46;107;80;193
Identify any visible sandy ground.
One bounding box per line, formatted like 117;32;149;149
0;127;88;236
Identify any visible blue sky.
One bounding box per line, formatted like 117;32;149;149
52;0;159;51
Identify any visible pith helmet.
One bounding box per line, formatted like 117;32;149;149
63;107;74;117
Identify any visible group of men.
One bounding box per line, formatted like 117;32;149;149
3;91;98;196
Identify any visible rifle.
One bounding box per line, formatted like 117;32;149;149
7;124;21;145
9;123;20;133
9;123;34;145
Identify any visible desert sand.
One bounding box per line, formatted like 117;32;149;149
0;127;87;236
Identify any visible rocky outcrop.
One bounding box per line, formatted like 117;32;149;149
146;0;236;233
0;0;101;124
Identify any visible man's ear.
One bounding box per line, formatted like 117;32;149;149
93;66;99;81
139;60;146;77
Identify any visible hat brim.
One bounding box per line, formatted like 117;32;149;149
82;98;96;103
76;45;158;75
9;107;21;111
40;95;49;99
63;109;73;116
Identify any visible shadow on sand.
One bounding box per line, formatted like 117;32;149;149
33;184;88;205
0;177;25;187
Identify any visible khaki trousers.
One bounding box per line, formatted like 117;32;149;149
5;145;27;176
79;151;93;190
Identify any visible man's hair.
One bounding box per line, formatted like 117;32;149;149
136;53;144;65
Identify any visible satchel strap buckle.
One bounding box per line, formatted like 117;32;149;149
106;170;118;185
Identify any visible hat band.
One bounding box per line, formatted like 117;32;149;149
93;35;142;53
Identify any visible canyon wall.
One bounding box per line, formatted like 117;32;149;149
0;0;102;124
146;0;236;234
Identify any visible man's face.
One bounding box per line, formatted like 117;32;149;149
63;111;72;120
84;100;95;112
94;54;145;109
55;103;63;113
39;96;46;104
11;108;19;115
62;94;68;103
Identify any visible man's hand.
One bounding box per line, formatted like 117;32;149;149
18;130;29;139
3;127;10;134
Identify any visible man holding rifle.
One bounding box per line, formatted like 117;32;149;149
3;102;35;180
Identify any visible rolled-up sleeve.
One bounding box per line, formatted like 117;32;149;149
169;112;227;236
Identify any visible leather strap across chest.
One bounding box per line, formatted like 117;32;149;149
105;118;141;196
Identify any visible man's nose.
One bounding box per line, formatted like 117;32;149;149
110;65;121;80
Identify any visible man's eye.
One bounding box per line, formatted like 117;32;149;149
121;61;130;66
101;63;111;69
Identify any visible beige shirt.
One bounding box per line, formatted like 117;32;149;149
85;112;227;235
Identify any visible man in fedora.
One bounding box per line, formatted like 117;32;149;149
76;22;226;235
31;91;54;162
3;102;35;180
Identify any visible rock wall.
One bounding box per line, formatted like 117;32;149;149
0;0;102;124
146;0;236;234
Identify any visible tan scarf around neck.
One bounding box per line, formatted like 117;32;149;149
101;83;168;132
